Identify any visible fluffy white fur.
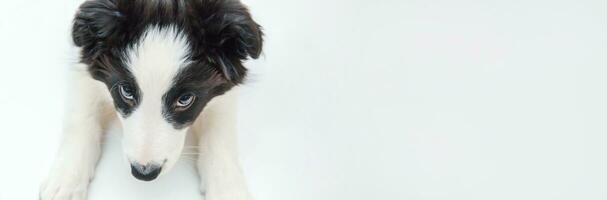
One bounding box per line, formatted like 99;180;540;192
40;27;251;200
120;26;191;175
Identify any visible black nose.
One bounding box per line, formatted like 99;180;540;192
130;162;162;181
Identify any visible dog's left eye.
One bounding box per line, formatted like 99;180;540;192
119;85;135;101
175;93;195;109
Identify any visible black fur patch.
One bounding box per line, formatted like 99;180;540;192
72;0;263;123
162;63;232;129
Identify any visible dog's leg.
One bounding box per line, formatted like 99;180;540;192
40;68;112;200
193;88;252;200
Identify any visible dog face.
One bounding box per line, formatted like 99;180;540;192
72;0;262;181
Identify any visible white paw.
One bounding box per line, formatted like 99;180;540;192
40;166;92;200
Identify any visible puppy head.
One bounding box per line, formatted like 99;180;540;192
72;0;262;181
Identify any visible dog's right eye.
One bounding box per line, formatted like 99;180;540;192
119;85;135;102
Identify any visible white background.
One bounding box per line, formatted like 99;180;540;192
1;0;606;199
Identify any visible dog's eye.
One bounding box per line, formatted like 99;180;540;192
119;85;135;101
176;93;195;109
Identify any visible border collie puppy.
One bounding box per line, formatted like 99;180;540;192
40;0;262;199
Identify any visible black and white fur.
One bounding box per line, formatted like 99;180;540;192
40;0;262;199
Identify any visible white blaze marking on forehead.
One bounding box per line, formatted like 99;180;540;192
125;25;191;103
120;26;191;163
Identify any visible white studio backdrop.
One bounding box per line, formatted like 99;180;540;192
0;0;606;200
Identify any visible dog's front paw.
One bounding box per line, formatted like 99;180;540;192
40;166;92;200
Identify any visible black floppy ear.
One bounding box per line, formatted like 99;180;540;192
194;1;264;83
224;11;264;60
72;0;123;56
212;2;264;60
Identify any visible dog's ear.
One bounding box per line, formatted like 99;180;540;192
216;6;264;60
72;0;124;54
191;1;264;83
